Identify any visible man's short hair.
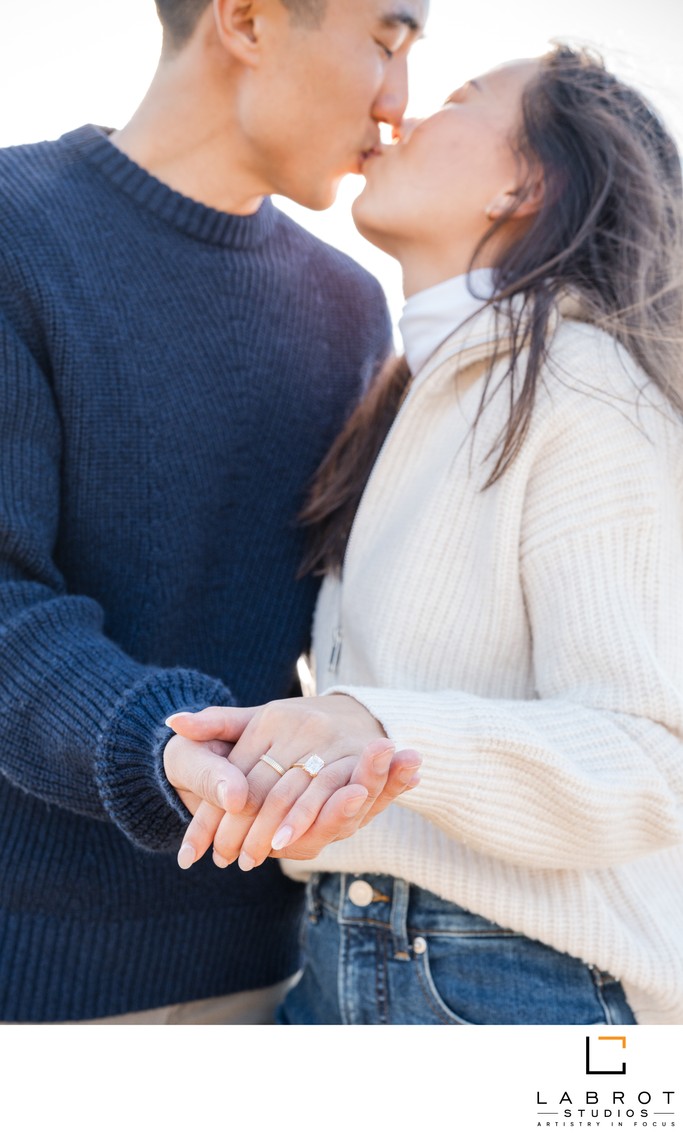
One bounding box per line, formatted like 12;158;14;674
155;0;212;50
155;0;327;52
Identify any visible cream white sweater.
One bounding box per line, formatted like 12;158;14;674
282;299;683;1025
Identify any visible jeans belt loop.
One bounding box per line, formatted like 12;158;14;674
390;877;411;960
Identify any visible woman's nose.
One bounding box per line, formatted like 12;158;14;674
392;118;420;144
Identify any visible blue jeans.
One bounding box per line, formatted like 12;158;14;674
278;873;637;1025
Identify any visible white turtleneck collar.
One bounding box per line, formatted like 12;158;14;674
399;268;495;377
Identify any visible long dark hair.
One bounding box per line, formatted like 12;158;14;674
299;45;683;577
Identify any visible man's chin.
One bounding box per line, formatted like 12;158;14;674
297;180;341;212
275;172;343;213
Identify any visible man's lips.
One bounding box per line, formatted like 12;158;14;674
359;146;382;169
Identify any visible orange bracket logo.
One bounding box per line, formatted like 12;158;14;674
586;1035;627;1075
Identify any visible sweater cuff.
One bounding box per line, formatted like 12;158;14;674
95;668;235;853
323;683;457;812
324;685;419;743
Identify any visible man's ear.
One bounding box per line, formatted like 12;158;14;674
212;0;263;66
486;169;545;223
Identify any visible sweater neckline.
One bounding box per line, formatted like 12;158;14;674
407;288;589;397
399;269;495;377
62;124;278;250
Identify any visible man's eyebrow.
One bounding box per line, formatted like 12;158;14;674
378;10;423;33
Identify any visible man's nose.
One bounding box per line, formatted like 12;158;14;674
372;54;410;129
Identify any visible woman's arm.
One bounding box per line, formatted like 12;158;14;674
167;364;683;872
328;382;683;870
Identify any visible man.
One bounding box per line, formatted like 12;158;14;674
0;0;427;1024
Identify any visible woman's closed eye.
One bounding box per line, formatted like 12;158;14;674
445;80;481;105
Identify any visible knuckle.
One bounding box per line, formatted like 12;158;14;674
195;765;219;804
190;809;217;839
291;795;320;827
213;828;240;861
256;700;287;727
208;740;231;758
302;708;335;738
242;786;263;819
324;762;350;789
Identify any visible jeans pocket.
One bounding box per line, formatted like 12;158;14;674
413;937;474;1024
412;931;615;1025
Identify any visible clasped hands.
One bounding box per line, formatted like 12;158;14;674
163;694;421;872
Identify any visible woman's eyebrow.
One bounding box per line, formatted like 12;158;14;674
445;79;481;103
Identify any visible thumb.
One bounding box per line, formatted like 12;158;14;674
164;739;250;814
165;704;257;742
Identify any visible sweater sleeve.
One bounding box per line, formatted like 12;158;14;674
0;308;235;852
326;387;683;871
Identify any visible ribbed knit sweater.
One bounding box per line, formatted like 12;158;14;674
0;125;391;1021
283;299;683;1025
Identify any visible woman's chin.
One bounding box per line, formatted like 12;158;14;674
352;199;399;257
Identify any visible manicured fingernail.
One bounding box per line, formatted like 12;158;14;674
373;748;393;775
343;793;367;818
400;763;422;784
165;712;191;728
213;851;230;869
271;826;294;851
217;781;231;810
177;843;195;870
404;774;421;790
238;851;255;872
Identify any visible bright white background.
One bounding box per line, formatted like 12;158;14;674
0;0;681;1116
2;1024;681;1134
1;0;681;325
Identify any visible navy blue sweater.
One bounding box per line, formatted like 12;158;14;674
0;125;391;1021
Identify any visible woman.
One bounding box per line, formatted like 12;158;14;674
167;46;683;1024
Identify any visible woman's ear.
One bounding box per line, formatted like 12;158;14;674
212;0;262;67
485;169;545;222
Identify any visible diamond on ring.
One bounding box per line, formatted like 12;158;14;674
291;754;325;778
258;754;286;777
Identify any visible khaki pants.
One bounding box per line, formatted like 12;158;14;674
6;975;297;1025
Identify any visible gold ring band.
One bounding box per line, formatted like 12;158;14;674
258;754;286;777
290;754;325;779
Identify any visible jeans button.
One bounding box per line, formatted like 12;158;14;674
413;936;427;955
348;880;374;907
